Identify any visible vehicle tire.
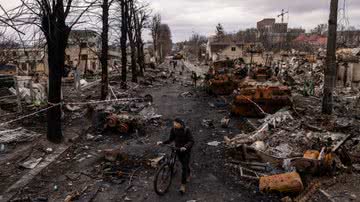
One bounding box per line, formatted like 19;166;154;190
154;163;173;195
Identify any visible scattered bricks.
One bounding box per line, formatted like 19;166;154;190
259;172;304;194
303;150;320;160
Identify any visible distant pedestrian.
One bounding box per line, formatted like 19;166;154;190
191;71;200;87
173;60;178;70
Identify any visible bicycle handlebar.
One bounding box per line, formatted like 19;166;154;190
165;145;180;151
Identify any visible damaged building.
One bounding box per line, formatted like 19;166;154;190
0;30;122;77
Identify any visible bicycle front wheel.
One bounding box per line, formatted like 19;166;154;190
154;163;173;195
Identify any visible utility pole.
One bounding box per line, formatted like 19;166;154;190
278;9;289;23
322;0;339;114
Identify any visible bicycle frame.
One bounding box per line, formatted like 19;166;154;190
165;146;178;172
153;145;181;195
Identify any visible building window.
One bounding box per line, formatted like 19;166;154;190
231;47;236;52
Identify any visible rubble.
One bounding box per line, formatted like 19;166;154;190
8;78;47;104
138;106;162;121
0;128;42;144
207;141;221;147
148;156;164;168
202;119;214;128
20;157;43;169
103;148;123;162
86;133;95;141
221;117;230;128
0;46;359;202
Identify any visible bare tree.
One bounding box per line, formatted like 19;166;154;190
158;24;172;62
100;0;112;100
120;0;128;83
150;13;161;62
134;3;150;76
311;24;328;36
0;35;21;65
127;0;137;82
186;33;207;61
0;0;96;143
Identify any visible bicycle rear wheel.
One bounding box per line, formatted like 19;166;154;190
154;163;173;195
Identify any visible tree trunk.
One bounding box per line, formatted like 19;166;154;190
47;48;63;143
153;38;157;63
134;12;145;77
46;26;69;143
137;41;145;76
120;0;128;83
322;0;338;114
127;0;137;83
129;39;137;82
101;0;109;100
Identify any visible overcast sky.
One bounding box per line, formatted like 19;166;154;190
1;0;359;43
149;0;360;42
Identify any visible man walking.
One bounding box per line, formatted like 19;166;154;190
157;118;194;194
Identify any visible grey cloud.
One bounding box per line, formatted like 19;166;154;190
150;0;360;42
1;0;359;42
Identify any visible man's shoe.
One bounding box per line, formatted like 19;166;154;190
179;184;186;194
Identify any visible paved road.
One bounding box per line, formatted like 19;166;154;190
117;61;274;202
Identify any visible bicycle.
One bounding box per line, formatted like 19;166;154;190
153;145;180;195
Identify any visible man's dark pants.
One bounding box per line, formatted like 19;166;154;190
177;151;191;184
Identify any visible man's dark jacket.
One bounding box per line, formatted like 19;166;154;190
163;127;194;150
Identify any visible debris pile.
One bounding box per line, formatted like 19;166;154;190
279;60;324;96
224;106;359;199
85;94;161;136
205;60;246;95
